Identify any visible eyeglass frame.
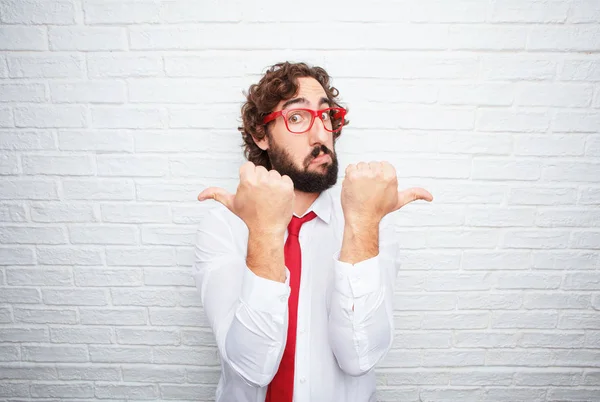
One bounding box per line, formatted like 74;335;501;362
262;107;347;134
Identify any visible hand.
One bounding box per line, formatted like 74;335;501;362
341;161;433;226
198;161;295;235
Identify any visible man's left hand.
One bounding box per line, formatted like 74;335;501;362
341;161;433;226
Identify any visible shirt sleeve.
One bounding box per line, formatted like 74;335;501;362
327;214;398;376
192;207;290;387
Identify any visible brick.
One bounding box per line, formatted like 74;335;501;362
533;251;599;269
94;384;158;399
579;186;600;205
587;135;600;156
58;365;120;381
0;382;29;397
69;225;138;245
408;0;487;22
0;26;46;50
84;0;160;24
0;365;57;380
437;133;512;156
426;229;499;249
484;388;546;401
134;130;238;153
106;247;175;266
570;232;600;249
554;350;600;366
430;182;506;204
377;387;420;401
547;388;600;401
586;331;600;348
15;105;87;128
141;225;196;246
508;186;577;205
537;209;600;227
153;346;219;365
584;371;600;385
393;294;456;311
569;0;600;22
121;366;185;383
0;83;46;102
482;56;557;81
394;332;451;349
339;80;437;105
128;78;245;104
98;155;168;177
422;313;488;329
457;293;523;310
0;247;35;264
169;105;237;129
63;179;134;200
149;308;209;327
49;26;126;50
491;0;569;22
562;60;600;81
0;287;40;303
116;328;179;345
160;384;215;399
87;53;163;78
426;273;492;291
31;383;94;398
450;370;513;385
524;293;591;309
503;230;570;249
354;105;475;130
478;109;551;132
181;329;216;346
526;332;584;348
170;156;244;179
496;273;563;289
465;207;535;227
31;202;97;223
553;112;600;132
529;26;600;51
420;387;483;401
518;83;593;107
0;345;19;361
58;130;133;152
449;25;527;50
89;345;152;363
462;251;530;270
0;307;11;323
74;267;143;287
178;289;202;307
7;53;83;78
0;55;6;77
487;350;554;366
0;328;48;342
0;153;18;174
0;204;29;223
50;327;112;343
14;307;77;324
7;267;72;285
22;345;88;362
50;81;126;103
559;312;600;329
396;251;461;271
37;247;104;265
0;106;13;127
92;106;167;129
0;0;76;24
454;332;518;348
43;288;108;306
112;288;177;307
564;272;600;290
145;268;194;287
176;247;194;266
23;155;94;176
186;367;221;384
492;311;558;329
0;226;67;245
473;158;542;180
0;130;55;150
80;308;147;325
515;370;582;386
378;369;449;386
100;203;169;224
515;134;586;157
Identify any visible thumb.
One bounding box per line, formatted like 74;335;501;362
198;187;235;211
395;187;433;211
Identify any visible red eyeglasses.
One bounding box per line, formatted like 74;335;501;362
263;107;346;134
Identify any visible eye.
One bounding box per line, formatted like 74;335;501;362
288;112;304;124
320;111;330;121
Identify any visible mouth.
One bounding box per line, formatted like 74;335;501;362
310;152;331;165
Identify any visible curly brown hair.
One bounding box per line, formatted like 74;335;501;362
238;62;349;169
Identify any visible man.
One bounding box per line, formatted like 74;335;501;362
194;62;432;402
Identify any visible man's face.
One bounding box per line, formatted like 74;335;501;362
257;77;339;193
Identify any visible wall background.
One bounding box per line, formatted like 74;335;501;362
0;0;599;401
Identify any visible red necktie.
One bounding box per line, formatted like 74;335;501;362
266;211;317;402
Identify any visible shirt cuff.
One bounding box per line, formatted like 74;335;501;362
240;266;291;315
333;252;382;297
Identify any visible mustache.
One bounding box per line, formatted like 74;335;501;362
305;145;333;166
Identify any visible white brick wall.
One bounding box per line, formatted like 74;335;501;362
0;0;599;401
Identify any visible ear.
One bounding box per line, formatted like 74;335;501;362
252;126;270;151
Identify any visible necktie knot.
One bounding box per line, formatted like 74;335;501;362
287;211;317;237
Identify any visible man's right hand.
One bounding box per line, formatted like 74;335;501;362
198;161;295;236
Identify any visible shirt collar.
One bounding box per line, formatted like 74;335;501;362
296;189;332;224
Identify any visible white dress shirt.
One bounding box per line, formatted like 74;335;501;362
193;188;399;402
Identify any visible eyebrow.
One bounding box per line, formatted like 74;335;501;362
281;96;330;110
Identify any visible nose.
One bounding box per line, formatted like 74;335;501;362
307;114;329;145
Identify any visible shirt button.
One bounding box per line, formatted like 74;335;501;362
280;295;286;302
300;376;306;383
299;327;305;334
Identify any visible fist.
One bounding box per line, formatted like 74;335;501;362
198;161;295;234
341;161;433;225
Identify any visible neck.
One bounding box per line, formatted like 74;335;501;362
293;189;320;217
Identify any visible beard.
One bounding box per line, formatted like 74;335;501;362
267;140;338;194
